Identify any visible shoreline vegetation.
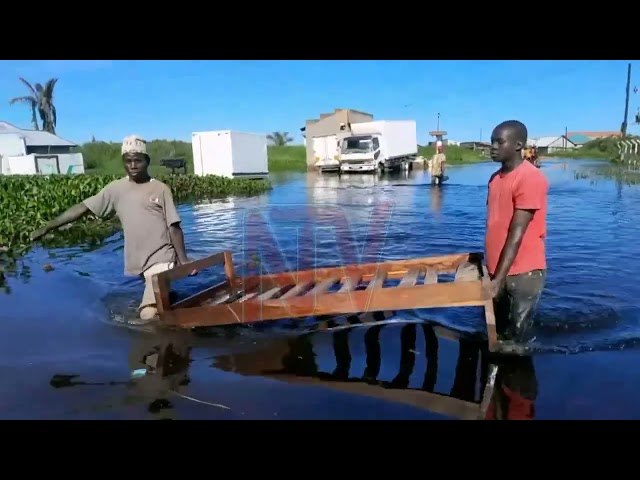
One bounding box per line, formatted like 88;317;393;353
544;135;640;162
0;171;271;263
78;139;488;176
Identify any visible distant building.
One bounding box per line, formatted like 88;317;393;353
530;135;577;154
460;141;491;156
0;121;84;175
566;130;622;140
300;108;373;169
566;133;593;147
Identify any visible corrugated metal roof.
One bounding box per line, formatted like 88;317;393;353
531;136;562;147
531;135;576;148
566;130;621;138
0;121;77;147
567;133;592;145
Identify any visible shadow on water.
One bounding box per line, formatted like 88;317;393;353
43;318;538;420
4;158;640;419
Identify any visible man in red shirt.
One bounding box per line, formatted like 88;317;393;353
485;120;548;351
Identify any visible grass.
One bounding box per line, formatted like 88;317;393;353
544;135;640;162
76;139;307;175
417;144;486;164
267;145;307;172
76;139;487;176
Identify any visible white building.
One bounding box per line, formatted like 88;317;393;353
0;121;84;175
530;135;577;154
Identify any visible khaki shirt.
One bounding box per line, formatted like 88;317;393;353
430;153;446;176
83;177;181;276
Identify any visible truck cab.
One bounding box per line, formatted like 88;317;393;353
339;135;381;172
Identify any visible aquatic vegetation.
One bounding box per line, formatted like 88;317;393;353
0;173;271;256
574;164;640;186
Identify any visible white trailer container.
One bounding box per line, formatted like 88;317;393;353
339;120;418;173
191;130;269;179
312;134;341;173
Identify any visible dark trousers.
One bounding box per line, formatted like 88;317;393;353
494;269;546;343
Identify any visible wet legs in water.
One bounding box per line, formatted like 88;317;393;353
493;269;546;349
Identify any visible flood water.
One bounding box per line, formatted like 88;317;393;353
3;158;640;419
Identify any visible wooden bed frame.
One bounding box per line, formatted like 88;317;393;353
151;251;498;352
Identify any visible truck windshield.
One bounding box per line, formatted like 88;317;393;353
341;136;372;154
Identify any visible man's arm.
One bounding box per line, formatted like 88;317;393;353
162;187;193;267
490;209;535;284
169;223;189;265
31;202;90;241
31;183;116;242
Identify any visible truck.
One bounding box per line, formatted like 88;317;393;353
191;130;268;179
312;134;341;173
339;120;417;174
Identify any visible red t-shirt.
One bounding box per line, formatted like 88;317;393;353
485;160;548;276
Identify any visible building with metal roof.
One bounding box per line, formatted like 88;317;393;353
0;121;77;153
530;135;577;154
0;121;84;175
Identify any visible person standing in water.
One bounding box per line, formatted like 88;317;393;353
429;145;446;185
484;120;548;351
31;135;196;324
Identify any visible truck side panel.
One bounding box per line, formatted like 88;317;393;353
379;120;417;159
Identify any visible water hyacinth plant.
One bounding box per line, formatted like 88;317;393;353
0;173;271;254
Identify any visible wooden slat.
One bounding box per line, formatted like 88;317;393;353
238;292;259;303
172;280;229;309
256;287;283;301
424;267;439;284
338;275;361;293
398;268;421;287
279;280;313;299
366;271;387;290
306;278;339;296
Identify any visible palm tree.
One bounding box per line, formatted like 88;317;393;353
9;77;58;134
9;78;39;130
267;131;294;146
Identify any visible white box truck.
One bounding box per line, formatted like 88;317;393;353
191;130;269;179
339;120;418;173
312;134;341;173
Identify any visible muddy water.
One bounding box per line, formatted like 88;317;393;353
2;158;640;419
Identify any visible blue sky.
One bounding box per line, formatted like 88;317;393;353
0;60;638;145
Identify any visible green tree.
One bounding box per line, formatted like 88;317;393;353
9;77;58;134
267;131;294;146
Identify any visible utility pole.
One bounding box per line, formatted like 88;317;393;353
622;63;631;138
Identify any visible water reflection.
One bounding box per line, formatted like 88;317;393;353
204;317;536;420
45;317;538;420
429;184;443;216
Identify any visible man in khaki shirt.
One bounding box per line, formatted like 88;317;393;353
31;135;195;324
429;145;446;185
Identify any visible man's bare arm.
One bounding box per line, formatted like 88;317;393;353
31;202;90;241
491;209;535;283
169;223;189;265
